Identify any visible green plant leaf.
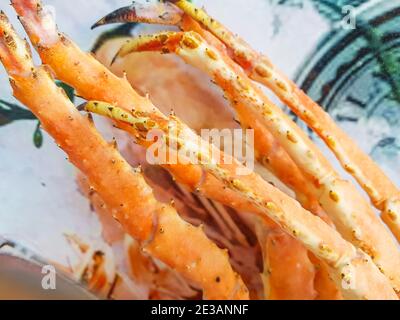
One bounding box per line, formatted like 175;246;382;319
56;80;75;103
0;80;74;129
0;99;36;126
33;121;43;149
0;81;74;149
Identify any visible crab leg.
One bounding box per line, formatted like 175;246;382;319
108;143;319;300
108;0;400;245
113;31;328;220
82;100;397;300
77;173;125;245
11;0;310;229
78;174;199;299
124;236;201;300
163;0;400;243
12;0;322;300
114;30;400;295
0;13;250;300
92;1;183;29
93;3;338;298
256;227;316;300
13;0;400;299
93;0;324;217
107;29;336;299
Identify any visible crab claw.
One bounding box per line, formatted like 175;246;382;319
0;11;34;75
91;2;183;30
111;31;186;65
11;0;60;46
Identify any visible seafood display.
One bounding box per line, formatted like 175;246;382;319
0;0;399;300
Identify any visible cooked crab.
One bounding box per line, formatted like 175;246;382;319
0;0;399;300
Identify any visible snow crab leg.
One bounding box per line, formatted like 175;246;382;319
166;0;400;243
0;12;249;300
112;30;400;295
